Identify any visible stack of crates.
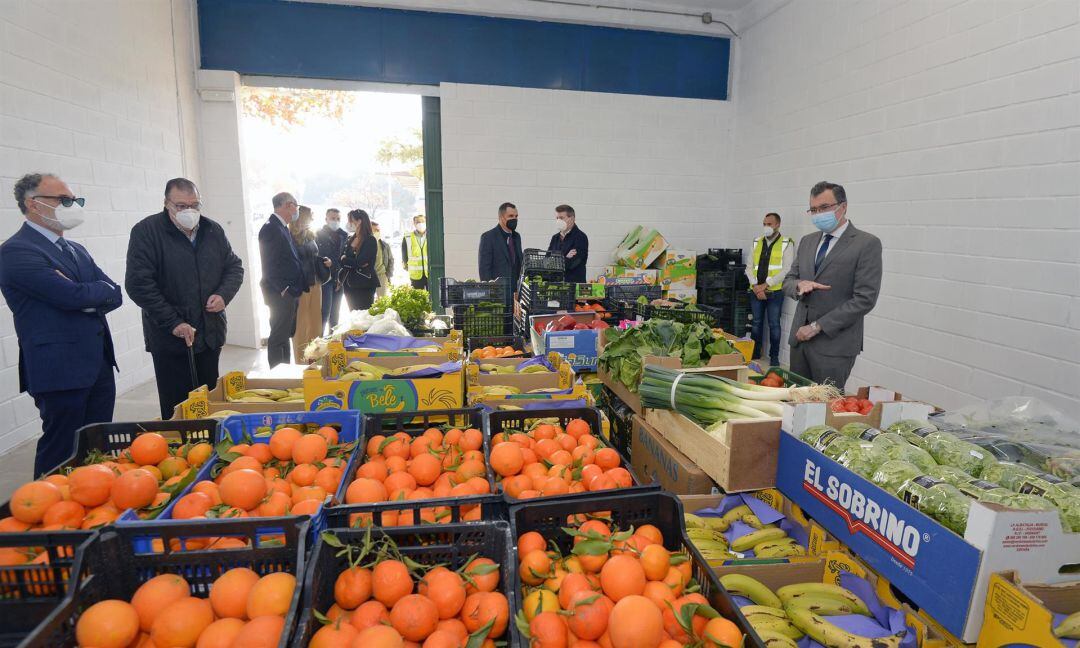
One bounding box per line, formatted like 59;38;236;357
443;277;514;337
515;249;568;337
697;250;751;335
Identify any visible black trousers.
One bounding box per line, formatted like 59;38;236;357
31;357;115;477
321;281;344;334
265;290;300;367
343;286;376;311
150;346;222;420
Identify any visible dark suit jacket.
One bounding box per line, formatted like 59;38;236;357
258;216;304;297
478;225;522;289
0;223;122;394
340;236;380;289
783;222;882;357
548;225;589;283
316;224;346;279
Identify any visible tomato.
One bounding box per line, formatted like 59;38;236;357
858;403;874;415
830;399;846;413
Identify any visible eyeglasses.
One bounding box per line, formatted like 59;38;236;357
35;196;85;208
168;200;202;211
806;202;844;215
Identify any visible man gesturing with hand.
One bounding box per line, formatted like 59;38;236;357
783;182;882;389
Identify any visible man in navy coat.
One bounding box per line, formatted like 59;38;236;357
0;173;122;476
258;192;305;367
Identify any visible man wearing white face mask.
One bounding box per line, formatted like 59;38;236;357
744;212;793;368
126;178;245;419
316;208;346;334
783;181;882;389
259;192;306;367
401;214;429;290
0;173;122;476
547;204;588;283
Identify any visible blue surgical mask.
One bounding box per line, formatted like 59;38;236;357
812;211;838;232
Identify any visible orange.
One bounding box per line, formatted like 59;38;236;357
558;573;595;610
210;567;260;619
244;444;274;465
172;492;213;519
219;469;268;511
258;491;292;517
316;426;339;445
334;566;373;610
111;468;158;511
702;617;742;648
407;453;442;487
489;443;523;477
389;594;439;642
354;624;404;648
158;456;189;480
594;449;620;470
195;617;245;648
10;481;64;524
518;531;546;556
290;463;319;487
41;500;85;528
663;593;708;643
460;428;483;452
75;599;140;648
462;558;499;594
372;560;412;607
269;426;302;460
81;502;120;529
599;555;646;601
349;600;390;632
130;433;169;466
232;615;286;648
346;478;388;504
315;466;344;493
565;589;609;641
381;434;411;460
131;573;190;631
635;525;663;546
421;629;460;648
150;596;214;648
460;591;508;638
192;480;222;505
565;419;591;439
246;572;296;618
520;550;552;586
639;544;670;581
455;459;485;483
186;442;213;468
529;611;569;648
608;596;662;648
68;465;116;507
435;619;468;642
293;434;329;465
385;471;418;495
310;619;359;648
357;460;390;482
418;567;466;619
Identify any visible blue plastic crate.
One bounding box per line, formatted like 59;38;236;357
116;410;363;550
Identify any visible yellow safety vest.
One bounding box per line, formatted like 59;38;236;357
408;232;428;280
751;235;793;291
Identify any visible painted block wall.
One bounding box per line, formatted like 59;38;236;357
0;0;200;453
729;0;1080;415
439;82;735;284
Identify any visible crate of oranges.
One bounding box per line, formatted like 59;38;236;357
20;517;308;648
117;411;362;548
483;407;650;501
330;409;503;528
291;522;519;647
507;490;752;648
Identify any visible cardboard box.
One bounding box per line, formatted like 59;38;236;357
170;385;298;420
713;554;949;647
978;571;1080;648
646;408;779;492
465;352;579;405
304;355;463;413
526;312;595;354
663;287;697;303
330;334;462;361
632;415;718;495
599;266;659;286
615;227;668;269
544;329;599;371
656;248;696;290
211;371;304;403
775;427;1080;641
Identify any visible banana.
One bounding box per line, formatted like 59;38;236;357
754;543;806;558
528;387;565;393
519;365;552;374
754;629;800;648
732;528;787;552
740;605;786;619
751;537;797;551
786;604;905;648
747;615;803;640
686;528;728;544
684;513;709;529
784;594;861;616
777;583;871;617
719;574;782;609
277;397;305;403
742;513;767;529
339;371;363;381
718;505;752;529
1055;611;1080;638
480;386;521;396
228;396;276;403
479;363;500;373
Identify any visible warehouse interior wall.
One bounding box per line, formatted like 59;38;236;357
0;0;201;452
728;0;1080;415
439;82;735;283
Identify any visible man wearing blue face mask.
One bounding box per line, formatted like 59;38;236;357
783;181;882;389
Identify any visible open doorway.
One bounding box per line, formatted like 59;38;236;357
238;85;425;340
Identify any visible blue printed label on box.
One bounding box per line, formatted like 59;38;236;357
775;432;981;637
544;330;598;371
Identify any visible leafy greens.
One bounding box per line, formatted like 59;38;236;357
598;320;736;391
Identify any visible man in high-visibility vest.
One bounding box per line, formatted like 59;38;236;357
400;214;429;290
744;212;794;367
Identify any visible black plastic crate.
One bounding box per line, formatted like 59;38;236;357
466;335;528;357
519;279;576;311
698;249;743;272
507;491;757;647
452;304;514;337
637;301;722;327
293;523;520;647
441;277;512;306
482;407;652;503
602;283;662;307
699;287;751;307
698;267;749;291
20;517;308;648
597;386;635;460
519;248;565;281
63;419;218;471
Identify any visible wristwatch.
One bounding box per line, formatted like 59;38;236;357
810;321;821;334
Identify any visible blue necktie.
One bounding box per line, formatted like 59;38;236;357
57;237;75;259
814;234;833;274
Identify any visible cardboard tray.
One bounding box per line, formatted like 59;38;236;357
977;571;1080;648
304;354;464;413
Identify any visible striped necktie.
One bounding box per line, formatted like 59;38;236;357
814;234;833;273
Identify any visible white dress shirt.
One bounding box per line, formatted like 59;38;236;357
26;220;70;255
815;220;849;262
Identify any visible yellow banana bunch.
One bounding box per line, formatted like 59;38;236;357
207;409;240;419
1055;611;1080;639
519;364;552;374
345;361;388;378
478;385;522;396
385;363;441;377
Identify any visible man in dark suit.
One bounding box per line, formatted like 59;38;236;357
478;202;523;297
783;181;882;388
258;192;305;367
316;208;346;334
0;173;122;476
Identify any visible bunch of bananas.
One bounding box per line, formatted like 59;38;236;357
475;385;522;397
1056;611;1080;639
685;505;806;558
720;574;905;648
226;387;304;404
207;409;241;420
478;362;552;375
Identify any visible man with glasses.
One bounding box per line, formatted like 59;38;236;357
316;208;346;334
783;181;882;389
1;173;122;475
259;192;305;367
125;178;245;419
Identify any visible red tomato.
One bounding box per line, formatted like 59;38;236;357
830;400;847;413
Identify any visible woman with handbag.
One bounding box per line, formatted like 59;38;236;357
290;205;331;363
340;209;380;311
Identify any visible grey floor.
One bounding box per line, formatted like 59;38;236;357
0;345;265;502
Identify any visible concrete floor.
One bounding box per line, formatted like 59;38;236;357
0;345;265;502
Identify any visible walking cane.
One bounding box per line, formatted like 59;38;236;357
186;329;200;390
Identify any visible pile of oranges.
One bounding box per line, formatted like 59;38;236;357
1;432;212;562
489;419;632;499
514;516;744;648
469;346;523;360
166;425;353;524
73;567;294;648
340;427;491;527
307;532;509;648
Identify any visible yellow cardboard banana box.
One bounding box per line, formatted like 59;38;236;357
977;571;1080;648
170;385;297;420
303;352;463;414
328;331;462;360
465;352;581;405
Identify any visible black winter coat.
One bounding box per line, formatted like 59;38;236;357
295;232;331;288
125;211;244;355
340;236;380;289
316;225;347;280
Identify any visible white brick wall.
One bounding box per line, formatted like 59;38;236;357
729;0;1080;416
439;83;735;283
0;0;199;452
